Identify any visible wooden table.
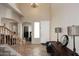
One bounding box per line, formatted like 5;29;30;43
47;41;78;56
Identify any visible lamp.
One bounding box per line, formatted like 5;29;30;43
67;25;79;56
55;27;62;43
31;3;39;8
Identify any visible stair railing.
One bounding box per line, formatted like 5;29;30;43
0;25;25;46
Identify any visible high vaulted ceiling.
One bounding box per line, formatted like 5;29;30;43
16;3;51;22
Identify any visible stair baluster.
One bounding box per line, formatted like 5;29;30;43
0;25;26;55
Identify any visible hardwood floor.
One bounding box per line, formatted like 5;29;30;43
12;42;50;56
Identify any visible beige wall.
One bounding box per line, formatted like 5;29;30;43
50;4;79;54
17;3;51;22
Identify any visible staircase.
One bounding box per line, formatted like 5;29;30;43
0;44;21;56
0;25;26;56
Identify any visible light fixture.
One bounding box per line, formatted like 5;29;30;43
67;25;79;56
31;3;39;8
55;27;62;43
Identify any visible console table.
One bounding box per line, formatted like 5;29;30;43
46;41;78;56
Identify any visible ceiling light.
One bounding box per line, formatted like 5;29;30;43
31;3;39;8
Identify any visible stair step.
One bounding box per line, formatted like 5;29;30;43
0;45;21;56
0;52;10;56
0;48;10;52
0;50;10;53
0;46;11;56
0;51;18;56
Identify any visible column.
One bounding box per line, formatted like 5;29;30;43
18;23;23;39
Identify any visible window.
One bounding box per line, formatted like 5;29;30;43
34;22;40;38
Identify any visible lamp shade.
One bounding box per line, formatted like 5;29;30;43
55;27;62;33
67;25;79;36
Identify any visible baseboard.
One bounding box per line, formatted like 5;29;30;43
41;43;46;45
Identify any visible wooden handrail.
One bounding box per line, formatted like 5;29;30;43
0;25;25;45
0;25;26;55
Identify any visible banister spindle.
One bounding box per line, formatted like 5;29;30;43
0;25;24;53
10;32;13;45
1;27;3;44
4;26;6;44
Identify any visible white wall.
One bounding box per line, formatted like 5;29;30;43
0;4;21;22
0;4;22;39
40;20;50;43
31;20;50;44
0;5;7;25
50;4;79;54
7;3;23;16
32;22;40;44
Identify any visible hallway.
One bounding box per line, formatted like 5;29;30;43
12;42;50;56
25;45;49;56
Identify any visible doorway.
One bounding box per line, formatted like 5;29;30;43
24;26;29;41
23;23;32;42
32;20;50;44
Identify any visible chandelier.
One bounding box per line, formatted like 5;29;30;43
31;3;39;8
